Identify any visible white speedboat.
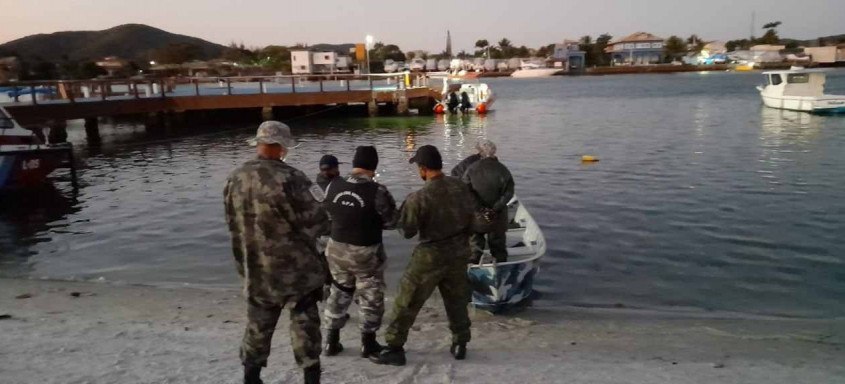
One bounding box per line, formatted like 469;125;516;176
467;197;546;312
511;61;560;78
757;69;845;114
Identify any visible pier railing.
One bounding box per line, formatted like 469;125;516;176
0;73;434;106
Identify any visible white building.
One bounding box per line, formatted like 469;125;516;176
291;51;313;74
804;45;845;64
291;50;352;74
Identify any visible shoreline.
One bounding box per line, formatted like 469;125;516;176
2;277;843;383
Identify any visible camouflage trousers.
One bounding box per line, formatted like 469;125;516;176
384;240;472;347
322;239;386;333
240;293;322;369
471;210;509;263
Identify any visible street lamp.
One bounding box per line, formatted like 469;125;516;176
365;35;374;74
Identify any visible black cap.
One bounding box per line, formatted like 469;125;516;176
408;145;442;170
352;146;379;171
319;154;339;170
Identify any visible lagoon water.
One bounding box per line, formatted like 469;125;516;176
2;70;844;318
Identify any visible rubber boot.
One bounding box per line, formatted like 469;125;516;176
360;332;383;358
370;346;406;366
323;329;343;356
243;364;263;384
450;342;467;360
303;363;320;384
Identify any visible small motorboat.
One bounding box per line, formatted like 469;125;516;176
757;69;845;114
431;75;495;114
0;106;75;190
467;197;546;312
511;61;560;78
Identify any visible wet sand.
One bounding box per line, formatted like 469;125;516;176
1;278;843;384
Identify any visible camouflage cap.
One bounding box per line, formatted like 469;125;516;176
247;121;296;148
476;139;497;157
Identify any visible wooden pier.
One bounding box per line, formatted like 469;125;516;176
1;74;441;142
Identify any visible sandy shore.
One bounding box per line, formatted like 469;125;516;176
1;278;843;384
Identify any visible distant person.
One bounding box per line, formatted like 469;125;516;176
371;145;475;366
315;154;340;191
224;121;328;384
459;91;472;113
322;146;398;359
462;139;514;263
447;92;460;114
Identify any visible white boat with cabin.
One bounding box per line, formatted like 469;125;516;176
757;69;845;114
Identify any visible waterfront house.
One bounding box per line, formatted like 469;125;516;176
804;45;845;66
95;56;131;77
552;40;586;72
606;32;665;66
0;57;20;82
291;50;352;75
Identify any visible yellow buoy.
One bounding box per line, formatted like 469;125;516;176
581;155;599;163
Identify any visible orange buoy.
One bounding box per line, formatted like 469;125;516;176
581;155;599;163
434;103;445;114
476;103;487;114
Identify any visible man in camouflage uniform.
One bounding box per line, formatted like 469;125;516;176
322;146;398;359
371;145;476;366
462;139;514;263
224;121;328;384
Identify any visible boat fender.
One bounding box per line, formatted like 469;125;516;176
476;103;487;114
434;103;446;114
581;155;599;163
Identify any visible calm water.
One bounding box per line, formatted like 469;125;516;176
2;70;844;318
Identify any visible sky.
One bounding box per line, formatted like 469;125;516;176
1;0;842;52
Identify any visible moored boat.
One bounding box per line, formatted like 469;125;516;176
431;75;495;114
467;197;546;312
0;107;75;190
757;69;845;114
510;61;561;78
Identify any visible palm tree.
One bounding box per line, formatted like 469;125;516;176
475;39;489;49
498;38;513;58
579;35;592;45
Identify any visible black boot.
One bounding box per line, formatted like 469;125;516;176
369;346;406;366
450;342;467;360
323;329;343;356
243;363;263;384
304;363;320;384
360;332;383;358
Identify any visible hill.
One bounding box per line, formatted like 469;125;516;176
0;24;227;62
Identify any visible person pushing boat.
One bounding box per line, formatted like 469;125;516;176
371;145;476;366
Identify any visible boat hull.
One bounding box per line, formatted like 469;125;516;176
761;93;845;114
0;147;70;189
511;68;561;78
467;198;546;312
468;258;541;312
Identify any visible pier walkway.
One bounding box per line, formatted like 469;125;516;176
1;74;441;133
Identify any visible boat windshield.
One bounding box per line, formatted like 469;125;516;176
770;74;783;86
0;109;14;129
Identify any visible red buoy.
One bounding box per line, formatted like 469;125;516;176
434;104;445;114
476;103;487;114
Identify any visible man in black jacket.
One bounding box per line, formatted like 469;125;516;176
321;146;398;359
461;139;514;263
